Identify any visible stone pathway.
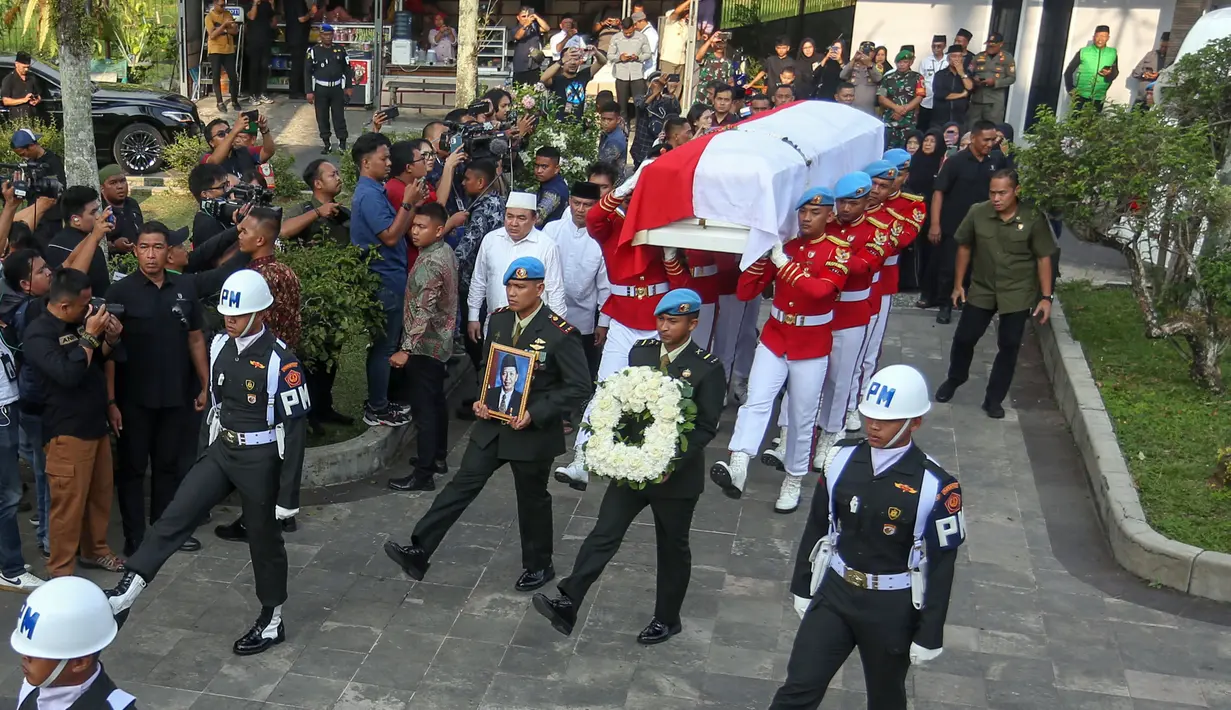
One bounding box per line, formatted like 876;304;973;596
2;302;1229;709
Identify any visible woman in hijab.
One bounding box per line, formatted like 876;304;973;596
904;130;923;155
813;37;845;100
795;38;819;98
902;128;946;294
873;46;892;75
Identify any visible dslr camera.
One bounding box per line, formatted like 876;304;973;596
0;161;63;200
88;297;125;319
200;183;278;225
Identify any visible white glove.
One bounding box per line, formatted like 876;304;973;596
663;247;678;261
909;642;943;664
770;241;790;269
613;157;654;199
792;594;811;620
275;506;299;521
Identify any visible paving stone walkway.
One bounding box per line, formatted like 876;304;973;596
3;301;1230;709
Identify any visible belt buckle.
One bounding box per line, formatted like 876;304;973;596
785;313;797;325
844;568;868;588
222;430;237;445
634;285;648;299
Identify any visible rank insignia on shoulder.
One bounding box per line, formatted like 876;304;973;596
550;314;576;333
867;216;890;229
902;192;924;202
492;306;511;314
894;482;918;494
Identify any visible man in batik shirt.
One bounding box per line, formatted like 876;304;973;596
877;47;927;149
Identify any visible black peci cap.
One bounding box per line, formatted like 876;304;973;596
571;181;601;200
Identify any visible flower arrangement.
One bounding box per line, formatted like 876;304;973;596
507;82;601;190
582;365;698;489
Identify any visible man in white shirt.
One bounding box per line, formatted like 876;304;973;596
632;11;659;75
918;34;949;131
541;181;611;380
467;192;568;342
548;15;587;62
658;0;690;100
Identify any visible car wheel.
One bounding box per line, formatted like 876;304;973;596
113;123;166;174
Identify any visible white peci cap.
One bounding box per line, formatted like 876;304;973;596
506;192;538;211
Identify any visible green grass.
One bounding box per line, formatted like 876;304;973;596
1060;282;1231;552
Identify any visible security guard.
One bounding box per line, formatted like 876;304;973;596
106;270;310;657
532;289;725;645
305;24;355;154
771;364;964;710
12;577;137;709
384;257;591;592
968;31;1016;125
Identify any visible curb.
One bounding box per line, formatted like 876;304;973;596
1035;297;1231;602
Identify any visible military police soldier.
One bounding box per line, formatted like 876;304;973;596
968;31;1016;125
533;289;726;645
770;364;965;710
305;24;355;154
384;256;591;592
106;270;311;657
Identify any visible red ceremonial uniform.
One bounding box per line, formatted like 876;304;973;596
875;191;925;296
825;215;888;331
586;192;691;331
736;234;854;360
715;253;741;297
685;249;721;304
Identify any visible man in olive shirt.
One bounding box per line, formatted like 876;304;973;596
935;169;1054;419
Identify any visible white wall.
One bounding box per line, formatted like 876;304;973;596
850;0;992;64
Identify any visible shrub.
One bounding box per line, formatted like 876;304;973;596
162;132;209;187
507;83;601;190
278;241;385;368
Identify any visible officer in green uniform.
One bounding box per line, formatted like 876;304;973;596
384;256;591;592
968;32;1016;125
531;288;726;645
305;24;355;154
1064;25;1118;113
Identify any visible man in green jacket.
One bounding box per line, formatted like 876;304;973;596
1064;25;1118;112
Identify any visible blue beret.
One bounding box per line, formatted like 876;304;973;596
834;172;874;199
655;288;703;317
503;256;546;284
320;23;335;32
797;186;835;209
883;148;911;170
863;160;898;180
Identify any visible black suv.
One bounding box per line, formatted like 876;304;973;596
0;57;201;174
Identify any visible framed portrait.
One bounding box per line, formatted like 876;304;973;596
481;343;537;423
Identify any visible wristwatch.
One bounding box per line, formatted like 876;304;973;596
401;203;415;211
1042;294;1054;302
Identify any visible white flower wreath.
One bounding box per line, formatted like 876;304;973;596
582;365;697;489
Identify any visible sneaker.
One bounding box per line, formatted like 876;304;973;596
760;426;787;470
775;475;803;514
553;453;588;491
709;451;749;499
105;571;148;614
844;410;862;433
0;572;44;593
28;514;38;526
259;95;274;104
363;403;410;427
812;430;839;472
390;401;412;416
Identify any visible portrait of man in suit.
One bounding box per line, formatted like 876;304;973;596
485;352;526;418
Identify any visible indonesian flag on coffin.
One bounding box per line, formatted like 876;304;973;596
617;101;885;274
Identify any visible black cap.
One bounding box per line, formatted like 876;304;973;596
167;226;190;248
932;34;947;44
571;181;601;200
500;354;518;369
956;28;972;40
14;51;31;65
987;31;1004;43
946;44;964;54
1095;24;1110;34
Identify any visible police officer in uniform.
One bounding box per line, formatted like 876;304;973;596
305;25;355;154
532;289;725;645
384;257;591;592
968;31;1016;125
770;364;965;710
105;270;311;657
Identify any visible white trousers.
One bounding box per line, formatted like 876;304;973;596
712;294;760;382
851;295;892;408
729;343;828;477
574;319;658;451
818;324;868;433
693;302;717;350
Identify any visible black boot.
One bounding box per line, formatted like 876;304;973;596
233;606;285;656
936;304;952;324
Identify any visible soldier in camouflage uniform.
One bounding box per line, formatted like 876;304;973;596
877;47;926;149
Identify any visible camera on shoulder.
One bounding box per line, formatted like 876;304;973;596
0;161;63;200
200;183;279;225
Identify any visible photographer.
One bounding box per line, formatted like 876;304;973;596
10;129;66;245
105;222;210;557
610;17;652;124
202;113;277;181
25;269;126;576
631;72;680;166
511;6;550;86
189;163;234;245
541;46;607;119
99;165;142;254
45;187;114;299
840;41;884;115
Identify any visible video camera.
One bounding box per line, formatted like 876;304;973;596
0;161;63;200
441;118;512;164
199;183;278;225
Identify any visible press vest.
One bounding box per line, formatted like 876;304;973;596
1075;45;1117;101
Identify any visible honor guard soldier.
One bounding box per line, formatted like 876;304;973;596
709;187;857;513
533;289;725;645
305;24;355;154
771;364;964;710
12;577;137;710
106;270;311;657
385;257;591;592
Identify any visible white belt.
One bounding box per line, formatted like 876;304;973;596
690;265;718;278
884;255;899;266
770;307;833;327
220;428;278;446
831;554;912;590
611;282;670;299
872;272;881;283
314;78;345;87
838;287;872;302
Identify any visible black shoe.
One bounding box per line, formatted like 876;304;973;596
408;456;448;475
216;101;227;112
532;592;577;636
233;615;285;656
179;536;201;552
936;305;952;324
338;140;347;152
282;517;297;533
319;408;355;425
384;540;429;580
215;518;248;542
982;400;1006;419
934;379;961;403
321;142;333;154
387;473;436;491
515;567;555;592
637;617;682;645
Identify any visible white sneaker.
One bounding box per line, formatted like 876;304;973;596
844;410;862;433
105;571;148;614
0;572;44;593
775;475;803;513
554;453;589;491
812;430;839;472
732;377;749;404
710;451;749;499
760;426;788;470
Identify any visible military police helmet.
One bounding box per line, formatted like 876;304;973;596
218;270;275;316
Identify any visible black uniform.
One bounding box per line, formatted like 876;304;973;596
125;328;309;608
771;439;965;710
407;305;590;574
557;338;725;627
283;0;312;98
305;42;354;148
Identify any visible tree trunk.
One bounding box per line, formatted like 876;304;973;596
455;0;478;107
1186;332;1226;393
57;0;100;186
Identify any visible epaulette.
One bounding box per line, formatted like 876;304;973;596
548;312;576;334
866;215;890;230
634;338;661;347
813;234;850;247
491;306;512;315
900;192;924;202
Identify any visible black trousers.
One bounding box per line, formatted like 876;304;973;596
246;42;272;96
559;484;697;626
304;358;339;419
409;355;448;475
916;106;933;131
770;570;915;709
209;53;241;103
411;437;554;570
127;441;288;607
288;39;308;97
313;85;347;144
946;304;1030;406
1072;96;1105;113
115;403;190;548
919;232;957;306
580;333;601;385
615;78;646;124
